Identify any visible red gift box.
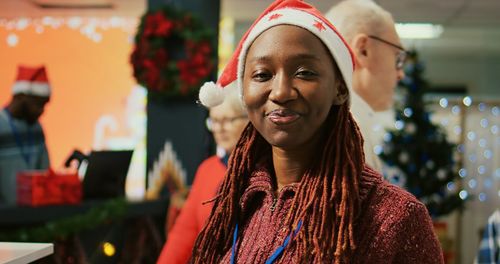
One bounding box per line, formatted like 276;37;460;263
17;169;82;206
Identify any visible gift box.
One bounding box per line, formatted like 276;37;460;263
17;169;82;206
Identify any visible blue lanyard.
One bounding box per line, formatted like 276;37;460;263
4;108;34;166
230;219;303;264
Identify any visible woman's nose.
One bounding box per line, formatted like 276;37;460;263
268;72;297;103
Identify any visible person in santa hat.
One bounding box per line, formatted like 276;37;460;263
191;0;443;263
0;65;51;204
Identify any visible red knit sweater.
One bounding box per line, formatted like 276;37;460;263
219;164;444;263
157;156;226;264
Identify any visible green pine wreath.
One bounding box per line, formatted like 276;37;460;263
131;6;215;100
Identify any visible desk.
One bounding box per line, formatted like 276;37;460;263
0;242;53;264
0;197;169;226
0;198;168;263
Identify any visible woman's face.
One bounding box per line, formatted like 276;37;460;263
242;25;340;150
208;100;248;154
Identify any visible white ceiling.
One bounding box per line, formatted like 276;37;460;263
222;0;500;57
222;0;500;26
0;0;499;57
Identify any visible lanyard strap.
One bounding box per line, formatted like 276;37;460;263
4;108;34;165
230;220;303;264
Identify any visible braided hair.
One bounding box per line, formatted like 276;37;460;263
191;67;365;263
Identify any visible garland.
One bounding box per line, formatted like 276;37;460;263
130;6;215;100
0;198;127;242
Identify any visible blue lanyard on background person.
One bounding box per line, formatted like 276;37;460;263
230;219;303;264
4;108;34;166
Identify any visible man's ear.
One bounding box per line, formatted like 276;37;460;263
351;34;370;68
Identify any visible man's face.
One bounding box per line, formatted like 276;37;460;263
19;94;50;124
357;23;405;112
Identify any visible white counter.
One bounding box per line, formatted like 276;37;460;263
0;242;53;264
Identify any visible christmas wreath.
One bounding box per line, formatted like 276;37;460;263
131;6;215;100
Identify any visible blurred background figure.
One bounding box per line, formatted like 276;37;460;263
475;209;500;264
156;83;248;264
326;0;406;171
0;65;51;204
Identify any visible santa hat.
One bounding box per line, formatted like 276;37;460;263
199;0;354;108
12;65;51;97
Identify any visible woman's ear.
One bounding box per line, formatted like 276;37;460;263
332;81;348;105
351;34;370;68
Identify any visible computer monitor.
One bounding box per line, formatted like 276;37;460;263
82;150;133;200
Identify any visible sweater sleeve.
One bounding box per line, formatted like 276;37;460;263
157;161;208;264
393;201;445;264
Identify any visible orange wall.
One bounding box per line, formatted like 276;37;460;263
0;22;137;168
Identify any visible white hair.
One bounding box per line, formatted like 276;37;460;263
326;0;394;42
222;83;247;116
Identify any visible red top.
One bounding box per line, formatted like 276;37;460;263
157;155;227;264
218;163;444;263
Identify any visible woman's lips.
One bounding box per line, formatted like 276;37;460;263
266;109;300;125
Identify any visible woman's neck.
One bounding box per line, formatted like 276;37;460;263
272;145;315;192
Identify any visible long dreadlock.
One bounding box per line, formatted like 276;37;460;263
191;80;365;263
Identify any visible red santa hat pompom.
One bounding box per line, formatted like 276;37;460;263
12;65;51;97
198;0;354;108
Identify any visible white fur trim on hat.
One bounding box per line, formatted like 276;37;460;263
236;8;354;104
198;81;225;107
12;81;51;97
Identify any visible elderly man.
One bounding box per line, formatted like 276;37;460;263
326;0;406;171
0;65;51;204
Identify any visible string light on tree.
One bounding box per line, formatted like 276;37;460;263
399;152;409;164
459;190;469;200
459;100;500;203
380;51;465;217
447;182;456;191
405;122;417;134
102;242;116;257
437;169;447;180
459;168;467;178
492;106;499;116
463;96;472;107
468;179;477;189
439;98;449;108
478;103;487;112
478;192;487;202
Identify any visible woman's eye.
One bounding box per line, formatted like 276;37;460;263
252;71;271;81
296;69;317;79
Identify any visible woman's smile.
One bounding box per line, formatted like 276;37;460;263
266;108;300;125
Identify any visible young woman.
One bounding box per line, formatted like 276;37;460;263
194;0;444;263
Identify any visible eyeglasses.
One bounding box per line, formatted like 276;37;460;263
206;115;247;131
368;35;407;70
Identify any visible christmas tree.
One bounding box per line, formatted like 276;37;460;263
379;51;465;218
